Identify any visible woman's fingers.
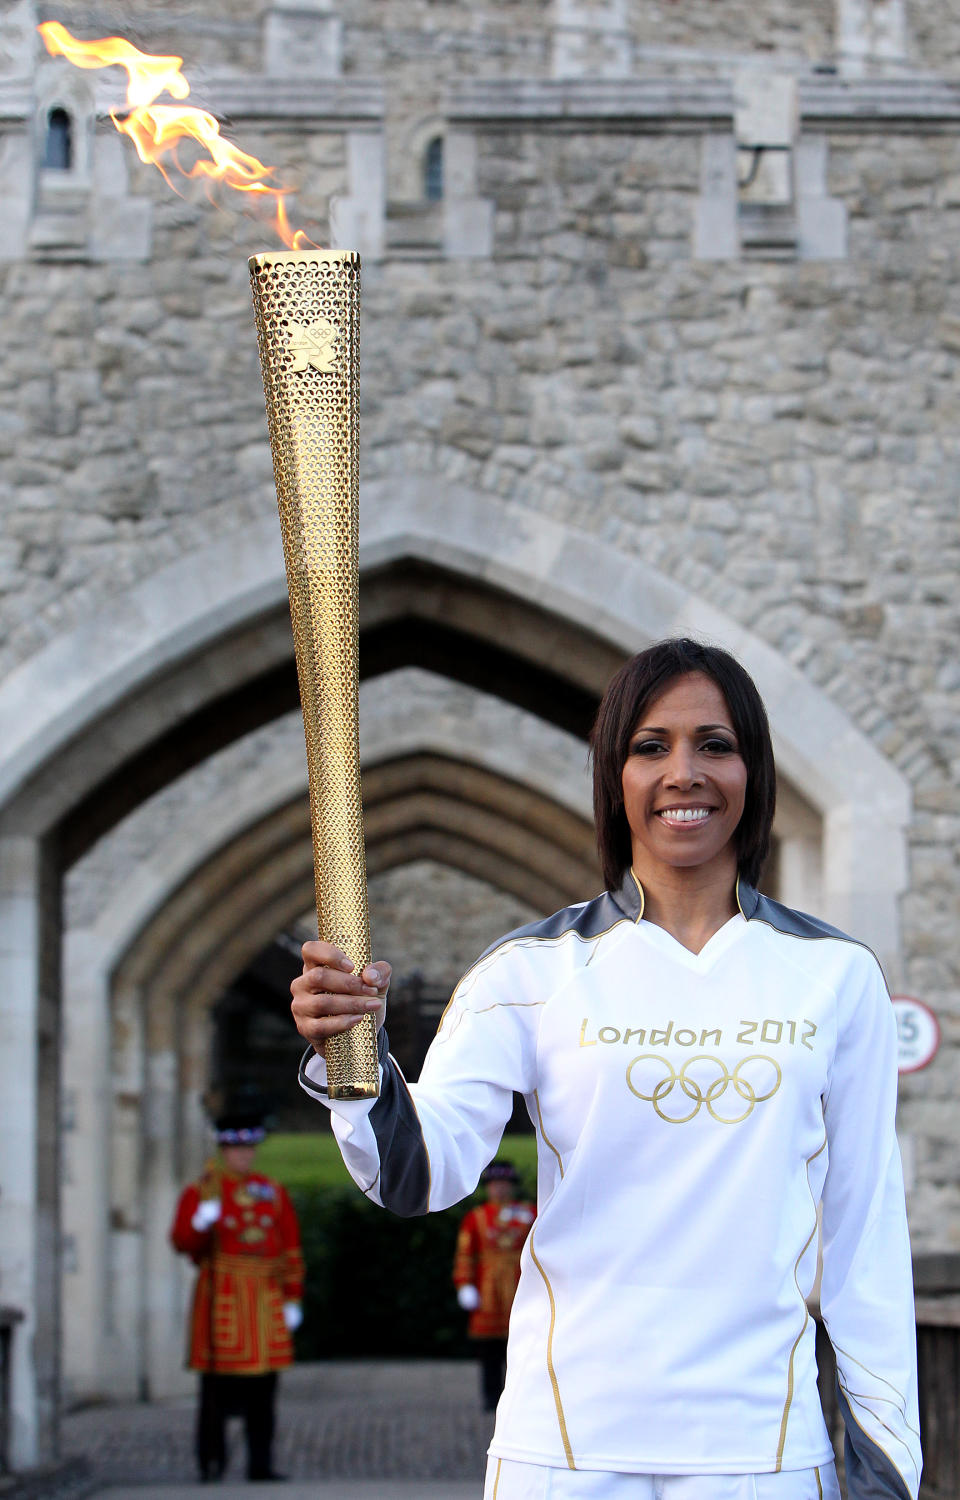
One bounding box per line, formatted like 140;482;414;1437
299;941;392;994
292;945;392;1056
291;997;382;1052
300;939;353;976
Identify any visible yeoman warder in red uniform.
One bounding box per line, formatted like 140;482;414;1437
170;1111;304;1483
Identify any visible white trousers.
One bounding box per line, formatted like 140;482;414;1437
484;1458;842;1500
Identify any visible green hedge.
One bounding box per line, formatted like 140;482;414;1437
290;1187;470;1359
277;1135;538;1361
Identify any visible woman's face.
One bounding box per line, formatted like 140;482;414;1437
621;672;747;883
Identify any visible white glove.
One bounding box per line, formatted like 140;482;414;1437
283;1301;303;1331
191;1199;221;1232
457;1284;481;1311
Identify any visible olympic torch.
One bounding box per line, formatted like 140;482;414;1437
36;23;380;1098
249;251;379;1100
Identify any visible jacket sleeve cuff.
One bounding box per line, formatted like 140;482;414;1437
299;1028;389;1102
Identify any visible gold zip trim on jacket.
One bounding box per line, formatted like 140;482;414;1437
527;1226;575;1470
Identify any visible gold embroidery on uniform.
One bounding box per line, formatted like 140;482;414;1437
528;1226;575;1470
815;1466;823;1498
258;1277;268;1365
492;1456;502;1500
534;1089;564;1180
212;1253;283;1275
776;1130;828;1469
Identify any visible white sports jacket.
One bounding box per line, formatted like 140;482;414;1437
300;876;921;1498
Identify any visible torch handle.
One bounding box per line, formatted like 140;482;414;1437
250;249;379;1101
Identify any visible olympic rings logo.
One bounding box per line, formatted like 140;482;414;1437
625;1053;782;1124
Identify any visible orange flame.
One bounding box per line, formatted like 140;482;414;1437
38;20;313;248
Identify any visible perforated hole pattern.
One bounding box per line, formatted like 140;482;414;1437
250;250;379;1099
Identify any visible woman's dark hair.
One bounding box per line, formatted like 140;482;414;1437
590;638;776;892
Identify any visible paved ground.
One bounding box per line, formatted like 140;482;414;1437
60;1362;492;1496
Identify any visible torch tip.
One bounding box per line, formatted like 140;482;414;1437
248;248;360;271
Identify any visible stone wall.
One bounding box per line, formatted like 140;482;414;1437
909;0;960;75
23;1;960;88
367;859;540;990
0;146;346;671
31;0;270;73
28;0;841;78
10;119;956;710
624;0;835;67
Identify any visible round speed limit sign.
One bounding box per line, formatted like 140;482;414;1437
892;996;940;1074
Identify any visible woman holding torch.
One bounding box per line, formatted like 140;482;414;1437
292;637;920;1500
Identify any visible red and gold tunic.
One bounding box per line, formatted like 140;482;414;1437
170;1163;304;1375
452;1198;535;1340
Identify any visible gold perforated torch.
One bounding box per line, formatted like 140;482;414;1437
34;24;379;1098
249;251;379;1100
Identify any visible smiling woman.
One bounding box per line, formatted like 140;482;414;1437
593;638;776;898
622;676;746;906
291;638;921;1500
592;641;771;956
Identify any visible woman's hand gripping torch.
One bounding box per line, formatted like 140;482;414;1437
249;250;380;1099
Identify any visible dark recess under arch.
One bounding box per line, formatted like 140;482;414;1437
56;560;623;866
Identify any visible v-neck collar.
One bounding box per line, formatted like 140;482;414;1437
610;868;753;970
632;910;748;970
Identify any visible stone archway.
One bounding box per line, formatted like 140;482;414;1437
103;752;599;1400
0;486;910;1459
0;480;912;925
60;680;598;1401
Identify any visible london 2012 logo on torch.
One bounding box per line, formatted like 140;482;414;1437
287;319;338;374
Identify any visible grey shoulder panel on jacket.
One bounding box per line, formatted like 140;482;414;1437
739;883;870;948
837;1387;914;1500
475;889;628;963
